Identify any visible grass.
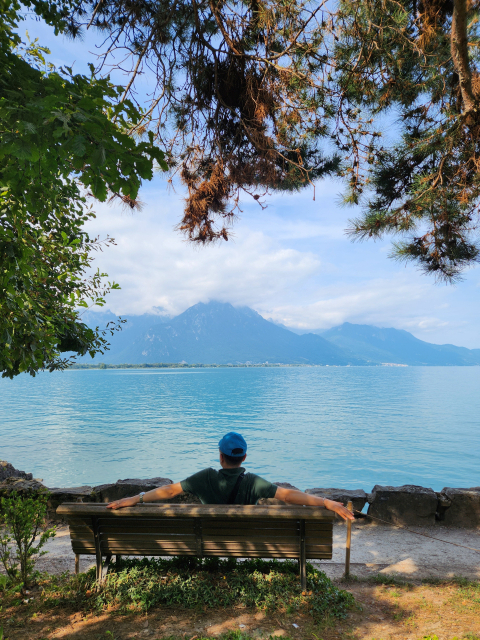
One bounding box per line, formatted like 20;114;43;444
103;634;294;640
421;637;480;640
3;558;354;621
341;572;414;588
420;575;480;613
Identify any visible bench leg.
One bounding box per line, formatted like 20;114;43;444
92;516;104;587
344;501;353;578
116;554;122;565
299;519;306;590
102;555;112;583
95;554;102;584
299;557;306;590
75;554;80;575
95;554;112;585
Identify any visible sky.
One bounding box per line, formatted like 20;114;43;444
20;14;480;348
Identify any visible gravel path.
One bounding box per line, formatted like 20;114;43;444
35;522;480;580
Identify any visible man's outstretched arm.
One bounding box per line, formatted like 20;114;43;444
274;487;355;521
107;482;184;509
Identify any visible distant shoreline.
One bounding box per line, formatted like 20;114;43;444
68;362;323;370
67;362;480;369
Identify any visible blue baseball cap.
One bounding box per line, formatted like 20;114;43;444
218;432;247;457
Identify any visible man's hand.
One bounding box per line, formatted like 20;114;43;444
107;496;140;510
324;499;355;521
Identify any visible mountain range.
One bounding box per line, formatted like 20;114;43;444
79;301;480;366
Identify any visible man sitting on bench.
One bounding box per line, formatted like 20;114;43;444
107;432;354;521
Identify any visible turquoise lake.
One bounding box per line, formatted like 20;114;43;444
0;367;478;492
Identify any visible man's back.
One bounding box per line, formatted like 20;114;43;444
180;466;277;504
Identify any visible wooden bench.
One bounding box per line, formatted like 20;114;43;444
57;503;335;588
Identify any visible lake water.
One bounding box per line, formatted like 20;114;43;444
0;367;479;493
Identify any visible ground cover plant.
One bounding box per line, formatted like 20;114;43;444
36;557;354;620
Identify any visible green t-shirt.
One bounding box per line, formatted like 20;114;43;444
180;467;278;505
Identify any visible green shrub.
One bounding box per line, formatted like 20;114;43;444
40;557;354;620
0;491;56;587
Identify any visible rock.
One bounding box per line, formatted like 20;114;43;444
435;490;452;521
0;461;33;482
274;482;300;490
117;477;200;502
91;477;175;502
46;486;93;521
305;488;367;513
116;477;171;486
0;477;46;498
167;491;201;504
438;487;480;528
367;484;437;526
258;482;300;505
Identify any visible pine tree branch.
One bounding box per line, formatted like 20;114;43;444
451;0;476;114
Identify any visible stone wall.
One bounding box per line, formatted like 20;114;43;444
1;462;479;528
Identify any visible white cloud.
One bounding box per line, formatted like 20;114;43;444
84;193;322;316
259;274;479;345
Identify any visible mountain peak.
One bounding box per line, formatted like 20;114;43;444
80;304;479;366
82;301;360;365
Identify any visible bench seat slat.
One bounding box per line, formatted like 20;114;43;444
98;534;197;543
101;542;198;550
306;544;334;551
72;544;332;559
203;542;300;551
70;535;95;544
97;517;196;527
305;523;335;531
72;547;198;557
201;519;300;530
96;525;196;535
202;550;331;558
72;541;198;550
202;534;302;543
203;552;298;558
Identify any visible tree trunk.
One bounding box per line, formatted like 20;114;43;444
451;0;476;113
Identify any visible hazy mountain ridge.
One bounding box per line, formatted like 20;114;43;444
81;302;363;365
321;322;480;366
79;303;480;366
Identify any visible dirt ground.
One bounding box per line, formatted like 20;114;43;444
1;579;479;640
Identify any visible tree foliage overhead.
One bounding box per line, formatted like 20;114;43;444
54;0;480;281
334;0;480;281
57;0;342;242
0;0;167;378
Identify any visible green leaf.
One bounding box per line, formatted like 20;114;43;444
71;135;87;157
